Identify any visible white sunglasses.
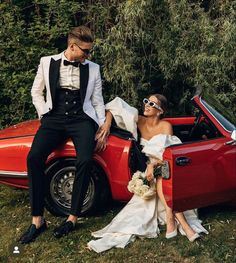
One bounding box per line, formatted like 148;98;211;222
143;98;163;111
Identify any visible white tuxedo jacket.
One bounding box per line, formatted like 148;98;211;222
31;52;105;126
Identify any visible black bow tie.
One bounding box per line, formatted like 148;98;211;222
63;60;80;67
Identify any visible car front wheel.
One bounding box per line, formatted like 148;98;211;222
44;158;110;216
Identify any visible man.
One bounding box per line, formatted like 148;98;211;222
19;26;109;244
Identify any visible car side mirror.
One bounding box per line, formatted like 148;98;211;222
225;130;236;145
231;130;236;140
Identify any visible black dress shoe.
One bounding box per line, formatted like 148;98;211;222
53;221;75;238
19;220;47;244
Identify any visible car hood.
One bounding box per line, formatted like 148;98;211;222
0;120;40;139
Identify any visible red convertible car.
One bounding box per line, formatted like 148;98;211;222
0;95;235;216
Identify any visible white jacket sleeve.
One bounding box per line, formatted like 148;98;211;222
31;57;47;119
91;66;106;126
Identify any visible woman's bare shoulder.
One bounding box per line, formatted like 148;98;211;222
159;119;172;127
158;120;173;135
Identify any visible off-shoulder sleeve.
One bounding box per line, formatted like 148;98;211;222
105;97;138;139
141;134;182;160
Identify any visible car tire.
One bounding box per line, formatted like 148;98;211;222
44;158;110;217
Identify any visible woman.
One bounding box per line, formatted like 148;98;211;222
88;94;208;253
139;94;199;240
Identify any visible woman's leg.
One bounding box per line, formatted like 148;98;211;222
156;178;176;234
175;213;196;238
157;178;197;239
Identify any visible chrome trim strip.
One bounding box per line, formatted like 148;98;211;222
0;171;28;179
0;134;34;141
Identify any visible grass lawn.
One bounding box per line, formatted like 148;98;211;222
0;184;235;263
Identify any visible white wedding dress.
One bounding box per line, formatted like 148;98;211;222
87;134;209;253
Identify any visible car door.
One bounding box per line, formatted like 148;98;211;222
162;137;236;212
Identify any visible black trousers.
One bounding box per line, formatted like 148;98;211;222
27;115;97;216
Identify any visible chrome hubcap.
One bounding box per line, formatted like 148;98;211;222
50;166;95;213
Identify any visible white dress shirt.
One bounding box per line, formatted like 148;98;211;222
59;52;80;90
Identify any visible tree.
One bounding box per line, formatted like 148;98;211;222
0;0;235;127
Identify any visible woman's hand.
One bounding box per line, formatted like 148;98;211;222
149;157;163;166
146;164;154;181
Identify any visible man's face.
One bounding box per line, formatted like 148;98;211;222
70;41;93;63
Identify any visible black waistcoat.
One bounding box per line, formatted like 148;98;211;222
50;88;88;118
48;58;90;120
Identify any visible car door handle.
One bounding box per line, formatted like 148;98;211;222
176;156;192;166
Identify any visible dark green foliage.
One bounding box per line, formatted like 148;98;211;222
1;0;236;128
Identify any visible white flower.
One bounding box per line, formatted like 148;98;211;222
134;187;143;196
127;182;135;192
140;184;149;194
142;182;156;200
132;172;141;180
135;179;143;187
127;170;156;200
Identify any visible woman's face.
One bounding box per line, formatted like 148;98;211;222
143;95;163;117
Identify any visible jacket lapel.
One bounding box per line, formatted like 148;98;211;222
49;58;61;104
79;63;89;104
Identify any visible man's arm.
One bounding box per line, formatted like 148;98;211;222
91;65;106;126
31;58;47;118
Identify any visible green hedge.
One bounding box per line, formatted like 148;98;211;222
0;0;236;128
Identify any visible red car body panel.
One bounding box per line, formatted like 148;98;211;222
0;96;235;211
0;120;133;201
162;137;236;211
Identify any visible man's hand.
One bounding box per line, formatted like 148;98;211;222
95;122;110;142
95;136;107;152
95;122;111;152
95;111;113;152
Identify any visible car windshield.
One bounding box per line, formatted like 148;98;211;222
200;97;236;132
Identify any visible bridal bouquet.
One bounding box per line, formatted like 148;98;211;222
127;171;156;200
